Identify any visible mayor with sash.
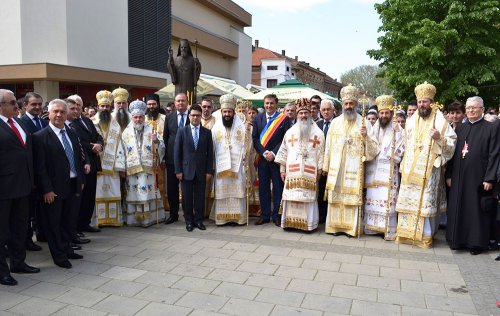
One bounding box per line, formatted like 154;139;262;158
252;94;290;226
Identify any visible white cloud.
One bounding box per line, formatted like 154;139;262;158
235;0;330;13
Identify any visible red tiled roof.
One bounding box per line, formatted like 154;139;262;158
252;47;283;66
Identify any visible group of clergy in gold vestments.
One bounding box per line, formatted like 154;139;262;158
89;82;499;252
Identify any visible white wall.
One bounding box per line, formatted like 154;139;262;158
260;59;291;87
0;0;23;65
229;27;251;86
20;0;68;64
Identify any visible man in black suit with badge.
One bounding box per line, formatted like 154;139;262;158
163;93;190;224
20;92;47;251
174;104;214;231
0;89;40;286
33;99;85;269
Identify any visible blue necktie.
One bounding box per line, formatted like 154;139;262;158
34;116;42;131
61;129;77;174
193;126;199;149
324;121;330;136
178;113;184;129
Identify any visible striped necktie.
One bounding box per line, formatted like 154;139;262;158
60;129;77;174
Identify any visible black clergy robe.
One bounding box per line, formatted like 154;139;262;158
446;118;499;250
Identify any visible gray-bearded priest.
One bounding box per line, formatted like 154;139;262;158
275;98;324;231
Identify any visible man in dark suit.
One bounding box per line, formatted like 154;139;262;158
316;99;336;224
67;94;103;234
20;92;47;251
0;89;40;286
163;93;190;224
33;99;85;269
174;104;214;232
252;94;290;226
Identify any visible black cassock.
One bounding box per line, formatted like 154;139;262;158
446;118;499;250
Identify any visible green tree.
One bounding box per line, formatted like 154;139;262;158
340;65;392;97
368;0;500;106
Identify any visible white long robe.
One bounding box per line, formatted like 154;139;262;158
94;114;124;227
322;114;378;236
116;123;166;227
364;121;405;240
396;109;456;248
211;116;247;225
275;121;325;231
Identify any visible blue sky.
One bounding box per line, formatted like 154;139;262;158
233;0;382;80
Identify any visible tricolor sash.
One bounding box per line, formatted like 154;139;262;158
255;112;286;165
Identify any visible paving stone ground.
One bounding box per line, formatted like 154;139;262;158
1;218;499;316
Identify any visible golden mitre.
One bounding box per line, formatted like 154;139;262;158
414;82;436;100
220;94;237;110
340;84;360;102
295;98;311;113
112;87;129;103
375;95;394;111
96;90;113;106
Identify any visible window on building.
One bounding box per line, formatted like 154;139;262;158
267;79;278;88
286;66;290;72
128;0;171;73
267;65;278;70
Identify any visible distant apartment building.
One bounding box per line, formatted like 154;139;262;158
251;40;342;98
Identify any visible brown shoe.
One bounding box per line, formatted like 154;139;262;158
254;218;270;225
274;219;281;227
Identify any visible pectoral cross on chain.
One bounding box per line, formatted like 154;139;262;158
309;135;320;148
288;134;298;147
461;141;469;158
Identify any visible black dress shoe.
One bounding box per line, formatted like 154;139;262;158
83;226;100;233
196;223;206;230
166;216;179;225
67;253;83;260
274;219;281;227
76;232;85;238
186;224;194;232
55;260;72;269
254;218;270;225
70;243;82;251
470;248;482;255
495;254;500;261
26;241;42;251
11;264;40;274
0;275;18;286
72;237;91;244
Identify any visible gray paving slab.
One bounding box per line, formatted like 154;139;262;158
2;224;498;316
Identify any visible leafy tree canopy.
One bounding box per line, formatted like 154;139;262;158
340;65;392;98
368;0;500;107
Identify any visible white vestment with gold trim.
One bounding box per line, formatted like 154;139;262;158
364;121;405;240
395;110;456;248
116;123;165;227
211;116;247;225
322;114;378;236
93;114;124;227
275;121;324;231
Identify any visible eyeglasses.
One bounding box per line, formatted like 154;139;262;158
29;102;43;106
1;100;17;106
311;101;320;106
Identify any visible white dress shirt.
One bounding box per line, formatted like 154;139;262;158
0;115;27;143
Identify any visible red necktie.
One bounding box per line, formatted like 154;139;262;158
7;118;25;146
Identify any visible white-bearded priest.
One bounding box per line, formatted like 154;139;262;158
364;95;405;240
396;82;456;248
116;100;166;227
92;90;125;227
322;85;378;237
275;98;325;231
211;94;248;225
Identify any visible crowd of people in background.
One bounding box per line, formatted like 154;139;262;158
0;81;498;288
